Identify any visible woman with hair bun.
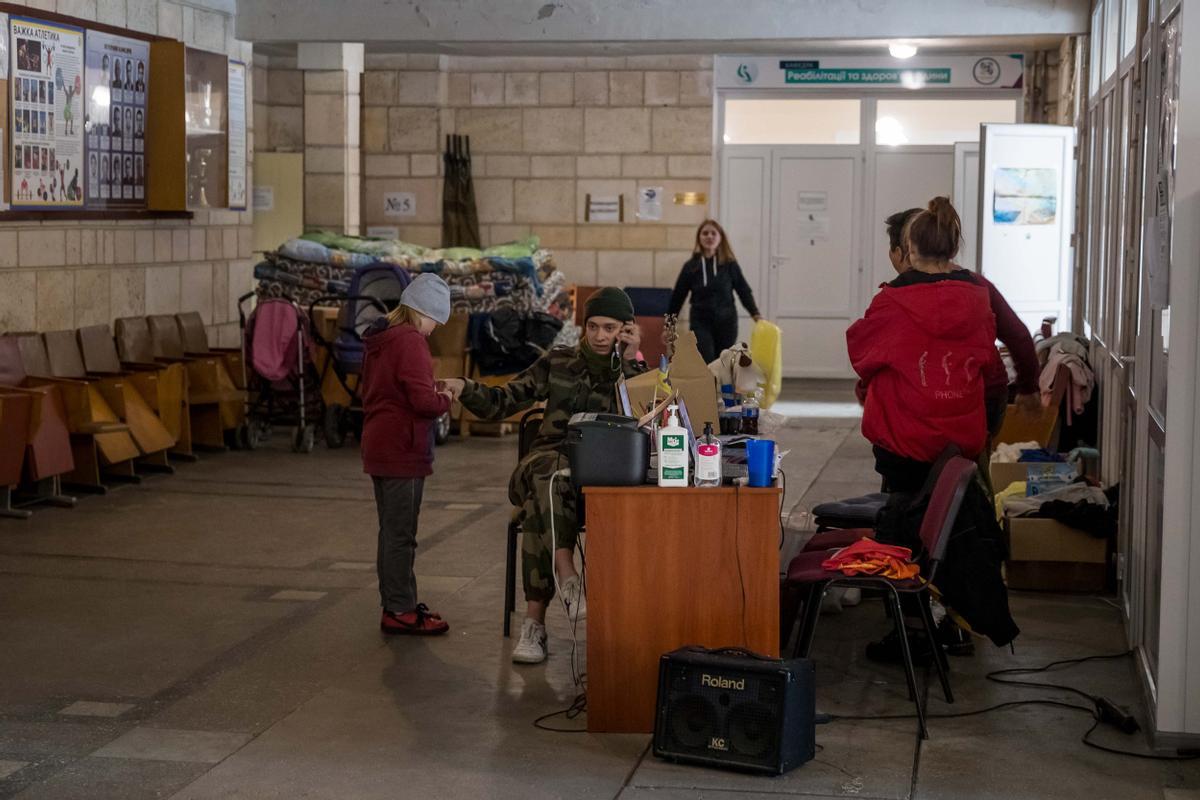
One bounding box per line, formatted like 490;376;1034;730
847;196;1019;657
847;196;996;492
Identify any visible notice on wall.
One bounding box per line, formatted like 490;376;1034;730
586;193;622;222
384;192;416;218
227;60;247;210
367;226;399;239
10;16;85;208
252;185;274;212
796;191;829;242
637;186;663;221
84;29;148;206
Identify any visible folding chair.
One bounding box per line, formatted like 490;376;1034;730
0;339;76;510
78;324;191;461
175;311;247;390
43;330;175;471
112;317;195;458
783;456;977;739
0;391;33;518
3;334;140;492
148;314;245;443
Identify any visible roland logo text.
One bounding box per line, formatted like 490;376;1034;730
701;674;744;691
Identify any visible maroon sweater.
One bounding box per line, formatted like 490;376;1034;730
359;322;451;478
965;272;1040;398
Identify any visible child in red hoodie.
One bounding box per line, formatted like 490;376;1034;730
360;274;454;635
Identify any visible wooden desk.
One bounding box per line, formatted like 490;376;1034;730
583;484;782;733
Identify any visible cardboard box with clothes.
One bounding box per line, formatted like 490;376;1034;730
623;330;719;430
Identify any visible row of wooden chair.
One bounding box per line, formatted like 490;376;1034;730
0;313;247;517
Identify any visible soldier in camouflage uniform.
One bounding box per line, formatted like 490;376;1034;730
443;287;647;664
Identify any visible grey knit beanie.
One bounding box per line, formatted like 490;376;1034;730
400;274;451;324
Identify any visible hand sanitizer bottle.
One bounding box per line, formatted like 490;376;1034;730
694;422;722;487
657;404;689;487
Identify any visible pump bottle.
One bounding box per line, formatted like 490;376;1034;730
694;422;722;487
657;404;689;487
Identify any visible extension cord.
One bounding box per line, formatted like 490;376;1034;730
1094;697;1140;735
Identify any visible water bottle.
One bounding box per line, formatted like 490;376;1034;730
740;390;760;436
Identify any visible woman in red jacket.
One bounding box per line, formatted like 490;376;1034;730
360;274;454;635
848;197;997;492
883;207;1041;445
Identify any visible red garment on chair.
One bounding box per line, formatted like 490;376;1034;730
821;538;920;580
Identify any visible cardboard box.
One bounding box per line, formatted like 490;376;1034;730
623;330;719;430
990;461;1029;493
1005;517;1108;592
429;313;469;359
990;461;1079;495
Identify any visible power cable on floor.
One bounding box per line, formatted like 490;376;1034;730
829;649;1200;760
532;692;588;733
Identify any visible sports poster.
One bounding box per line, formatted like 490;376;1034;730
10;16;84;208
84;29;148;205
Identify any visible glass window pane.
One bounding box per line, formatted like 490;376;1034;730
1105;0;1120;78
723;99;860;145
1122;0;1140;57
1090;5;1103;95
873;99;1017;146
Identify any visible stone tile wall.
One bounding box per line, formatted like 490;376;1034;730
359;54;715;288
0;0;254;348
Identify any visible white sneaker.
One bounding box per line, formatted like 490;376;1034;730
560;575;587;623
512;618;548;665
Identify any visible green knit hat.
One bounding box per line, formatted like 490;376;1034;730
584;287;635;323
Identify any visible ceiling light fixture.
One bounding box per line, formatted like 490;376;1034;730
889;42;918;59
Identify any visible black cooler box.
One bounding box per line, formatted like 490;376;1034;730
565;413;649;488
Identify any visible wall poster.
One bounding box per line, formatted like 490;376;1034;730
227;60;247;210
10;16;85;208
84;29;148;206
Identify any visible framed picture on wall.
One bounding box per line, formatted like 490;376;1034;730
84;28;149;209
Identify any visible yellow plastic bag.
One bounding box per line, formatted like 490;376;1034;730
749;320;782;408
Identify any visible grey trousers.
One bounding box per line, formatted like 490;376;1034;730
373;476;424;614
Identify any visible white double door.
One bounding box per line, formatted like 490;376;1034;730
721;145;955;377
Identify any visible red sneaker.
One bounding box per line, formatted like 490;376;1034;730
380;604;449;635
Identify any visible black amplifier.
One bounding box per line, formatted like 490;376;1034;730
653;646;815;775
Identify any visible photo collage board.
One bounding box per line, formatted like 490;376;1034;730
9;16;85;208
84;29;148;206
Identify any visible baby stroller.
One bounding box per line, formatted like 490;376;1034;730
310;264;453;449
237;293;323;453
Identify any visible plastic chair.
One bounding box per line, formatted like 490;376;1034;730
503;407;546;637
783;456;977;740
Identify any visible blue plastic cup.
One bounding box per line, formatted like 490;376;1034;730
745;439;776;487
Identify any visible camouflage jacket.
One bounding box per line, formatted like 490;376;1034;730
459;346;648;453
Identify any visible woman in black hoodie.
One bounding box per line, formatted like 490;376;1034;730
667;219;762;363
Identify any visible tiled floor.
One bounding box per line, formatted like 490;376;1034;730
0;380;1196;799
